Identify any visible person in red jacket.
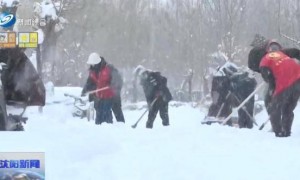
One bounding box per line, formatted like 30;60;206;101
82;53;115;125
259;41;300;137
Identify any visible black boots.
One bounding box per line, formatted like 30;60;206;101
146;121;153;129
162;121;169;126
275;131;291;137
146;121;169;128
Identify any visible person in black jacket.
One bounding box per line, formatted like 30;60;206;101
134;65;173;129
205;62;257;128
108;64;125;123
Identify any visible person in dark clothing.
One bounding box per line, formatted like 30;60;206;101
108;64;125;123
248;35;300;137
82;53;115;125
134;65;173;129
0;47;45;131
229;70;257;128
0;47;45;106
206;62;257;128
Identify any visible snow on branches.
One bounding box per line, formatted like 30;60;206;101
0;0;19;8
34;0;58;20
33;0;67;33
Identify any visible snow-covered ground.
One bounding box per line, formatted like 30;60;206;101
1;87;300;180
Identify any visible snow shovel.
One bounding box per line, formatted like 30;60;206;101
64;93;86;104
222;82;265;125
230;93;258;126
201;92;231;124
131;97;158;129
84;86;109;96
259;119;270;130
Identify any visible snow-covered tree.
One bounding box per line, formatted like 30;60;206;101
0;0;19;31
32;0;67;82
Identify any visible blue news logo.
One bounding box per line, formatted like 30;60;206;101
0;152;45;179
0;12;16;28
0;160;40;169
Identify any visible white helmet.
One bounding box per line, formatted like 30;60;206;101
87;52;102;65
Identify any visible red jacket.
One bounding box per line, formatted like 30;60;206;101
260;51;300;96
90;65;115;99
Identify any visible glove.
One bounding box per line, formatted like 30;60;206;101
155;91;162;98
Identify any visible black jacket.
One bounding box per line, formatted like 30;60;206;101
107;64;123;95
140;71;172;103
0;48;45;106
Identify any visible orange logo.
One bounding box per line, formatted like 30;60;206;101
268;52;281;59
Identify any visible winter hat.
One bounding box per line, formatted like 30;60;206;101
214;61;238;77
87;52;102;65
250;34;268;48
266;40;282;52
134;65;147;76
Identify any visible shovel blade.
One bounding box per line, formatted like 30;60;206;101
131;124;137;128
201;116;224;125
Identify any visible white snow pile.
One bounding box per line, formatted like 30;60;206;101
0;87;300;180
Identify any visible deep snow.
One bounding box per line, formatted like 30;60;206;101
1;87;300;180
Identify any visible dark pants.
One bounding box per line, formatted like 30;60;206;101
0;88;7;130
207;77;233;126
264;84;274;114
268;80;300;137
237;96;254;129
207;91;232;118
207;74;256;128
146;98;169;128
207;91;233;126
112;95;125;123
95;99;113;125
